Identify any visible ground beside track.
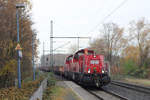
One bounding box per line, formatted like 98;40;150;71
43;73;81;100
54;74;100;100
120;78;150;87
64;81;100;100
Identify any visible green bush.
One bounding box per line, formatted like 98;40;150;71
133;67;149;78
122;59;149;78
43;72;57;100
47;73;56;86
123;59;137;75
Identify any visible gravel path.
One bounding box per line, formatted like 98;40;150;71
56;81;81;100
64;81;100;100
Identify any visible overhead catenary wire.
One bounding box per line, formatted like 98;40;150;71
53;41;71;52
88;0;128;35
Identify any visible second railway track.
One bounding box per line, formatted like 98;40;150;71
102;80;150;100
53;73;150;100
111;80;150;94
82;80;150;100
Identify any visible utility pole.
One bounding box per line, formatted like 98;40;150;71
49;23;51;68
43;42;45;67
16;3;25;88
16;8;21;88
50;20;53;70
32;33;36;80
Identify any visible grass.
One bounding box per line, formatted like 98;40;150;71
50;86;66;100
43;72;81;100
43;86;81;100
124;78;150;87
111;74;125;80
111;74;150;87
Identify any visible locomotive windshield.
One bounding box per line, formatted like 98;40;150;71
69;57;73;61
90;60;99;64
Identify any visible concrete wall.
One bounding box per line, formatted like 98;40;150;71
29;78;47;100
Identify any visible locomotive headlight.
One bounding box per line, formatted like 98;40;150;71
88;69;91;73
102;70;104;73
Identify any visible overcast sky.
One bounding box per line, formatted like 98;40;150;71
31;0;150;57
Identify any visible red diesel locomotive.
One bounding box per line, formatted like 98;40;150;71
64;49;111;87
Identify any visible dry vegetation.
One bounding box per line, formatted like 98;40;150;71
43;73;81;100
89;19;150;79
124;78;150;87
43;85;81;100
0;0;38;88
0;74;45;100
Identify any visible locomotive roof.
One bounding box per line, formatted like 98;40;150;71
75;49;94;54
67;54;73;58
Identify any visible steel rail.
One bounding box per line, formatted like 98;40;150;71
101;88;129;100
111;81;150;94
85;89;104;100
84;87;128;100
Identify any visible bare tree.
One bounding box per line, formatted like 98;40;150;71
101;23;124;65
129;18;150;67
0;0;38;88
89;38;106;55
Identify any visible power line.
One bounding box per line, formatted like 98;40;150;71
88;0;128;34
53;41;71;51
50;36;90;39
51;36;91;50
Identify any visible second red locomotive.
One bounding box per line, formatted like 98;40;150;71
64;49;111;87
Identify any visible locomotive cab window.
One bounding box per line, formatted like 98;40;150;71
66;55;73;62
74;54;79;60
66;58;69;62
46;58;49;61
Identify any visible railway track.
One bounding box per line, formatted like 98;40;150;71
53;73;150;100
57;74;129;100
101;80;150;100
84;86;128;100
102;88;129;100
84;80;150;100
111;81;150;94
85;89;103;100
